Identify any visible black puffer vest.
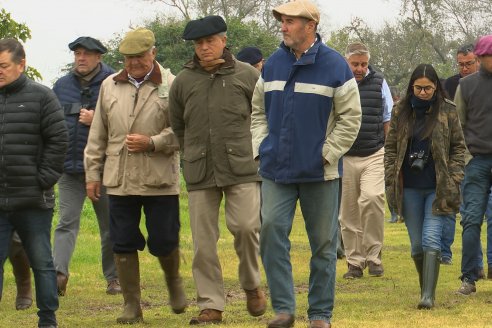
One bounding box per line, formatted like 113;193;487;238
346;67;385;157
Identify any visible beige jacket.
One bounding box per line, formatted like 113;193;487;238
84;62;180;196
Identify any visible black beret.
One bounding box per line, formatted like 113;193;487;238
182;15;227;41
237;47;263;65
68;36;107;54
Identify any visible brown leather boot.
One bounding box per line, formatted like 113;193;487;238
158;248;187;314
189;309;222;325
114;252;143;324
244;287;266;316
56;272;68;296
9;238;32;310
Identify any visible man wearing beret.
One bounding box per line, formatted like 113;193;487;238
250;1;361;327
169;15;266;325
84;28;186;323
237;46;264;71
455;34;492;296
52;36;120;297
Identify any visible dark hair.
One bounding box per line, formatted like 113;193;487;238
0;38;26;64
398;64;445;139
457;43;474;56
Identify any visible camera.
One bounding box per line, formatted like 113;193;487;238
409;150;428;172
80;87;93;109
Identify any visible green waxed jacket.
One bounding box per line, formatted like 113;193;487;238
169;51;261;191
384;98;466;216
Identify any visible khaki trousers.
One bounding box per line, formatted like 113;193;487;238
339;147;385;268
188;182;261;311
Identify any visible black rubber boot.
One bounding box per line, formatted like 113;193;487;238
418;250;440;309
412;253;424;291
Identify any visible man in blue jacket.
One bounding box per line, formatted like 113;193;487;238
250;1;361;327
52;36;119;296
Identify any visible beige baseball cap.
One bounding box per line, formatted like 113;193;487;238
272;0;320;23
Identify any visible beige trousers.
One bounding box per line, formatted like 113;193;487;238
188;182;261;311
339;147;385;269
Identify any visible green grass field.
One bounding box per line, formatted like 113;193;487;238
1;190;492;327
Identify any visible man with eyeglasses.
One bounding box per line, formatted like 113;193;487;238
440;43;481;268
454;34;492;295
444;43;480;99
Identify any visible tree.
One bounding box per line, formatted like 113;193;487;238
102;16;281;75
326;0;492;90
0;9;42;80
143;0;284;33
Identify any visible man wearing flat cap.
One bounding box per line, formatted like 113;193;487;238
169;15;266;325
52;36;120;298
84;28;186;323
237;46;264;71
455;34;492;296
251;1;362;327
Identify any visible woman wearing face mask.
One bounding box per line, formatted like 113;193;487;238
384;63;466;309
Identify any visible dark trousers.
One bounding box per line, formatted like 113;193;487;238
108;195;180;257
0;208;58;327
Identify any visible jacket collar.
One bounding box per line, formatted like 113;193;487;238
280;33;322;66
0;74;27;94
183;48;235;73
113;60;162;84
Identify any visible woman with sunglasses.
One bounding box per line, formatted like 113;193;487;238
384;63;466;309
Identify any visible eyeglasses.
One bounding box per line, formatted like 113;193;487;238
413;85;435;94
457;60;476;68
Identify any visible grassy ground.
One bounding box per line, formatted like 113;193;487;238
1;190;492;327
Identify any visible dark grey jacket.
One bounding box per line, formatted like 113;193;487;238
0;74;68;210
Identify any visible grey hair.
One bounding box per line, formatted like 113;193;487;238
345;42;371;60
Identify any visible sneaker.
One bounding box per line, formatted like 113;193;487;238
106;279;122;295
440;257;452;265
388;213;398;223
456;280;476;295
368;261;384;277
343;264;363;279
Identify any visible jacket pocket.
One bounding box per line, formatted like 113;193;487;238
182;146;207;184
142;152;177;187
225;141;258;176
103;152;123;187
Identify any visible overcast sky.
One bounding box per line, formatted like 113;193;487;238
1;0;400;86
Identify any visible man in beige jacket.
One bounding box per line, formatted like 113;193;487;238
84;28;186;324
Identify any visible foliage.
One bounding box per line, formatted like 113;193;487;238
326;0;492;91
144;0;284;34
0;9;42;81
102;16;281;75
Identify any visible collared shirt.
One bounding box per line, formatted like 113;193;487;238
362;69;393;122
128;64;154;88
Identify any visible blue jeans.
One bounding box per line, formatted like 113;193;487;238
487;190;492;267
440;214;456;261
260;178;338;323
460;155;492;282
0;208;58;327
402;188;446;256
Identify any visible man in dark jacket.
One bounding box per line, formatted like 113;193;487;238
339;42;393;280
454;34;492;295
0;38;68;328
52;36;120;297
169;16;266;325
